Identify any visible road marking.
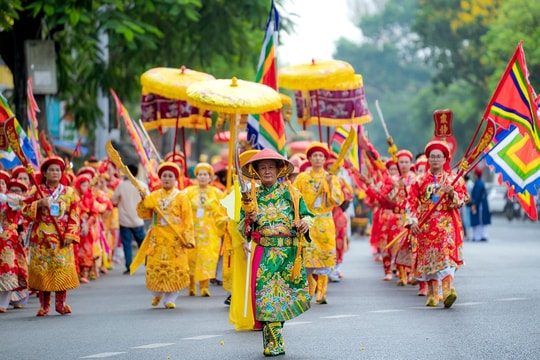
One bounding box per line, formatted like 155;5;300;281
495;298;528;302
321;314;359;319
368;309;402;313
285;321;312;326
81;352;127;358
182;335;221;340
132;343;176;349
453;302;483;306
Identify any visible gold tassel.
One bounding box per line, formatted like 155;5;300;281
288;180;302;281
291;234;303;281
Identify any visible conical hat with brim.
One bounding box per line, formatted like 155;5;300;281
241;148;294;179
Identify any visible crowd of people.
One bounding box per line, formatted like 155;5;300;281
0;138;478;357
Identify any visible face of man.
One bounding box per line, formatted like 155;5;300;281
256;159;279;187
160;170;177;190
388;164;399;177
428;150;446;173
309;151;326;169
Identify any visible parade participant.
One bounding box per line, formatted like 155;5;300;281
73;174;109;283
0;170;8;193
131;162;195;309
184;162;228;297
112;164;147;274
366;159;400;281
96;173;119;270
409;141;469;308
240;148;313;357
101;159;121;190
7;179;31;308
11;165;31;188
389;149;416;287
211;160;228;192
164;151;192;190
469;167;491;242
324;157;353;283
415;155;428;178
0;179;29;312
293;142;343;304
21;156;80;316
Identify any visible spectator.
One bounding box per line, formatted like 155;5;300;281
112;164;148;274
469;167;491;241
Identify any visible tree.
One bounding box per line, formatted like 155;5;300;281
0;0;278;152
334;0;435;153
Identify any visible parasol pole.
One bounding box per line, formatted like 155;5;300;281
243;241;252;318
227;114;237;190
138;119;163;162
314;89;323;142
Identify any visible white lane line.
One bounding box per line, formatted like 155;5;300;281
285;321;313;326
368;309;402;313
495;298;528;302
81;352;127;358
182;335;221;340
453;302;483;306
132;343;176;349
320;314;359;319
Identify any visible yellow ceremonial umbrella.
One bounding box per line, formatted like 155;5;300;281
279;59;355;90
295;73;372;127
140;66;215;160
278;59;358;142
186;77;282;188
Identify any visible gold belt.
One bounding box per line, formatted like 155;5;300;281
255;236;298;247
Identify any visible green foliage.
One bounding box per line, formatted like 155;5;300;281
0;0;22;30
481;0;540;90
0;0;280;152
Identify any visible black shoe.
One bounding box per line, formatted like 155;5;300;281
480;238;488;242
224;295;231;306
123;270;130;275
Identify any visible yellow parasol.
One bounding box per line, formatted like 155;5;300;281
141;66;215;130
186;77;282;188
140;66;215;163
278;59;355;90
295;73;372;127
278;59;358;142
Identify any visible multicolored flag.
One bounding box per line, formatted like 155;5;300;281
246;0;286;155
484;124;540;220
330;125;362;171
110;89;157;179
26;77;41;164
0;93;40;170
484;41;540;151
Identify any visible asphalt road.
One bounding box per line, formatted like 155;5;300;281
2;215;539;360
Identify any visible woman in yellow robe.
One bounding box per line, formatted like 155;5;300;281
293;142;343;304
184;162;228;297
131;162;195;309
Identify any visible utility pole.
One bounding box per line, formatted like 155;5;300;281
94;28;109;160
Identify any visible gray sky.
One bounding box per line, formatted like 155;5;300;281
278;0;362;66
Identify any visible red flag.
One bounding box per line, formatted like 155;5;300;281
39;130;56;157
